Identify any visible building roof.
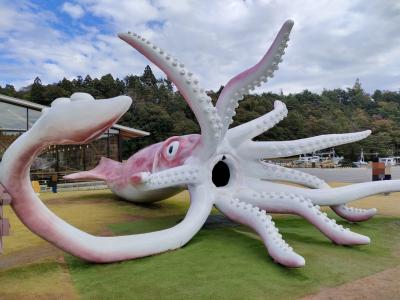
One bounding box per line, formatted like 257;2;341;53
113;124;149;138
0;94;150;138
0;94;46;110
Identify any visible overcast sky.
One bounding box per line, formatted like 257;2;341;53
0;0;399;94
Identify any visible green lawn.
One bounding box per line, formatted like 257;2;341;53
1;189;400;299
66;213;400;300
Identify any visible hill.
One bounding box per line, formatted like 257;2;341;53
2;67;400;161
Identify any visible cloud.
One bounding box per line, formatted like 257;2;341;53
61;2;85;19
0;0;399;95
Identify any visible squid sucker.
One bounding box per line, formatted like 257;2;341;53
0;20;394;267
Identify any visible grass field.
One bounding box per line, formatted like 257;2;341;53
1;184;400;299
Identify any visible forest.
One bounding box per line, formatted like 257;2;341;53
1;65;400;162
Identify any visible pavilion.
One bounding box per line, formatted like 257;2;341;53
0;94;149;182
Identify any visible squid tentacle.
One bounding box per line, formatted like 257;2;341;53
228;100;288;145
238;190;370;245
245;161;327;188
136;165;203;190
216;20;293;135
240;130;371;159
119;33;222;157
3;133;213;262
0;96;215;262
244;178;400;206
330;205;377;222
247;161;377;222
214;195;305;267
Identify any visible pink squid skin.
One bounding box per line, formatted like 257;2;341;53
142;134;201;172
66;134;201;202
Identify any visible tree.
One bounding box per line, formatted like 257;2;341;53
97;74;123;98
0;84;17;97
73;75;83;88
30;77;46;104
7;71;400;161
43;85;68;103
58;77;74;94
141;65;157;86
353;78;362;93
83;75;93;86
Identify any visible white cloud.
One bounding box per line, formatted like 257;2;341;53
61;2;85;19
81;0;158;28
0;0;399;95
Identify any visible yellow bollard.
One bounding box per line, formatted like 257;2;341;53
32;181;41;195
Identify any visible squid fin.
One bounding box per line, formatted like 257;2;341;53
64;157;121;181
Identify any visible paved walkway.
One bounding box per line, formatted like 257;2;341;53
295;166;400;183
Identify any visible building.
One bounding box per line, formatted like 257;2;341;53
0;94;149;181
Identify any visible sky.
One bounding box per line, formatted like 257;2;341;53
0;0;399;94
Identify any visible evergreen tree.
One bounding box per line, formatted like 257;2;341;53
58;77;74;93
30;77;46;104
141;65;157;86
83;75;93;86
353;78;362;92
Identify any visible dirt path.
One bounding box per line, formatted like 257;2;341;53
0;244;60;270
300;265;400;300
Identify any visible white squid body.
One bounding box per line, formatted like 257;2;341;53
0;20;396;267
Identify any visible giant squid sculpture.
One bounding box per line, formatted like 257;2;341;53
1;20;398;267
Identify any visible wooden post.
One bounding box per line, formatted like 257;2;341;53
0;184;12;253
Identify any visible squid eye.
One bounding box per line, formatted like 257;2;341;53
165;141;180;159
